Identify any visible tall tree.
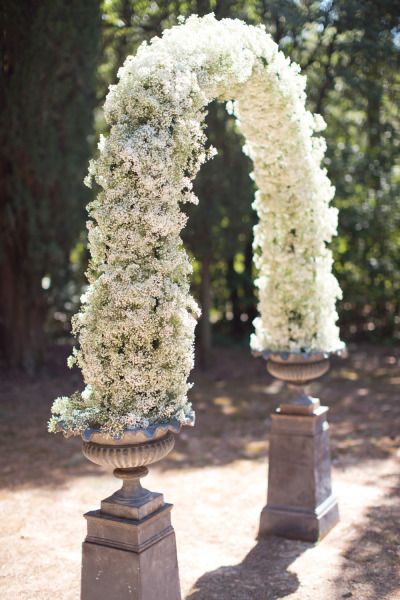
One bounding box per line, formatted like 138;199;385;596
95;1;400;352
0;0;100;371
318;1;400;337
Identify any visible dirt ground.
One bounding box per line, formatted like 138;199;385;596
0;343;399;600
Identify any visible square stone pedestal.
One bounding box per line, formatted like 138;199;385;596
81;491;181;599
259;406;339;542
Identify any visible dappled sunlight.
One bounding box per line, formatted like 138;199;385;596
1;2;399;598
1;343;399;488
213;396;239;415
356;387;369;396
333;469;400;599
334;368;360;381
0;344;399;599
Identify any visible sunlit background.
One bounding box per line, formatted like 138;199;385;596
0;3;399;599
1;0;399;373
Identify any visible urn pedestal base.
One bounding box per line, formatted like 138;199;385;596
259;406;339;543
81;464;181;600
81;507;180;600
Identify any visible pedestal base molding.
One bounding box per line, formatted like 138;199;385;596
81;470;181;600
81;505;181;600
259;406;339;543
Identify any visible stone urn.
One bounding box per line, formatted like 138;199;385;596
266;352;330;414
81;423;180;517
80;418;193;600
259;351;341;542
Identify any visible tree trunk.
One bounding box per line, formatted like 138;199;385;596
198;258;212;369
196;0;211;17
0;243;47;373
226;257;242;337
365;67;389;331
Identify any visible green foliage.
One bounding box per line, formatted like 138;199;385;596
0;0;100;370
257;1;400;339
184;102;257;341
98;0;400;343
1;0;399;371
322;1;400;338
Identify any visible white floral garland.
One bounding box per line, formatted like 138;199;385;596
49;14;343;436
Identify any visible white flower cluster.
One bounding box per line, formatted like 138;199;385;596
49;14;343;436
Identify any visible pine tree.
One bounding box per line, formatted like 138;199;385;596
0;0;100;371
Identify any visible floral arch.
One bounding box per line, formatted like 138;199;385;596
50;14;343;437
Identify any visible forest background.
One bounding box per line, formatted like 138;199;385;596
1;0;399;372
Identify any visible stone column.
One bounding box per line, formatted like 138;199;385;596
258;355;339;543
80;431;181;600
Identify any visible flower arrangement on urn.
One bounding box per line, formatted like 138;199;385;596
48;14;344;598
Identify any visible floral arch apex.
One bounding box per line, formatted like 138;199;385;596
50;14;344;436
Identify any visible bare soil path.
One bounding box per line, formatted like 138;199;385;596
0;343;399;599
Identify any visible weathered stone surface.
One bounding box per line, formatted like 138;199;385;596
101;486;164;521
259;406;339;542
81;504;181;600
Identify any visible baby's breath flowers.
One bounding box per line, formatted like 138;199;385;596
49;14;343;437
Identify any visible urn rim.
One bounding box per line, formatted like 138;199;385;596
266;354;330;384
81;413;195;445
257;345;347;363
267;352;328;365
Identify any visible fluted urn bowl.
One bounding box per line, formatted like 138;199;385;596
80;417;195;521
81;419;192;470
266;352;330;385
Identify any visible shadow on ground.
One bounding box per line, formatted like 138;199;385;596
0;345;99;490
334;471;400;599
186;536;307;600
158;344;400;475
0;342;399;490
0;344;275;490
